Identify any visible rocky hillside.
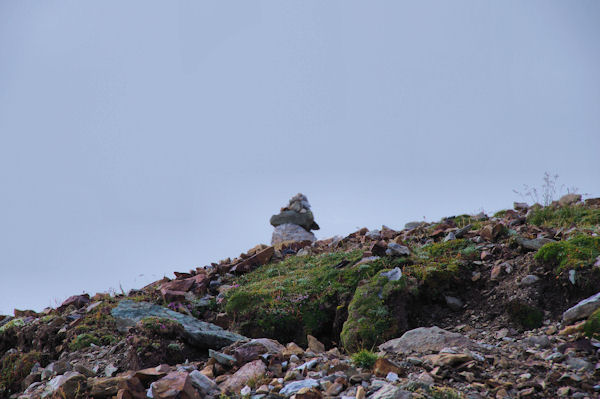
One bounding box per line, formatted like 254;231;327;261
2;194;600;399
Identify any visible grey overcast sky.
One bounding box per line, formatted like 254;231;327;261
1;1;599;314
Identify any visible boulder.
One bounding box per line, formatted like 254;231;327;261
58;295;90;312
272;224;316;245
307;335;325;353
563;292;600;324
559;193;582;206
279;378;319;397
46;372;87;399
111;300;246;349
516;237;556;251
150;372;200;399
385;243;410;257
379;326;476;355
219;360;267;394
369;383;412;399
231;338;285;365
188;370;218;396
88;375;145;398
270;210;318;231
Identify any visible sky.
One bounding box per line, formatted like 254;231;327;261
1;1;599;314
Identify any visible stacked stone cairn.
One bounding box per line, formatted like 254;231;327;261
270;193;319;245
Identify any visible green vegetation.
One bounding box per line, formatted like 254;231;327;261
405;239;478;290
67;301;119;350
0;318;24;334
350;349;379;369
140;317;183;337
225;250;410;343
535;235;600;273
69;333;101;350
528;205;600;228
0;351;41;395
507;300;543;330
493;210;507;218
584;308;600;339
340;270;406;351
429;386;464;399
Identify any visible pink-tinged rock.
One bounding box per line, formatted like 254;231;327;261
369;241;387;257
58;294;90;311
219;360;267;393
189;274;209;294
88;374;145;398
160;288;187;302
480;224;505;241
161;279;194;293
134;364;171;385
230;247;275;274
490;264;503;280
151;372;200;399
307;335;325;353
47;371;87;399
232;338;285;365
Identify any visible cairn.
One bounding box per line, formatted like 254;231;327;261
270;193;319;245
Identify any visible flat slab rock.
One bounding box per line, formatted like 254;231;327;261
563;292;600;324
378;326;477;355
111;300;246;349
369;383;412;399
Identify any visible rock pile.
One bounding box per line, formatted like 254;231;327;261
3;194;600;398
270;193;320;245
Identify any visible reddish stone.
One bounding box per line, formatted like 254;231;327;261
160;288;187;302
232;338;285;365
490;264;502;280
89;374;145;399
13;309;38;317
373;358;404;377
151;372;200;399
58;294;90;311
295;388;322;399
219;360;267;394
585;197;600;207
161;279;194;293
480;223;505;241
380;226;397;240
230;246;275;274
370;241;387;257
189;274;209;294
134;364;170;385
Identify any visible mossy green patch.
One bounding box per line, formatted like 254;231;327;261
507;300;543;330
584;308;600;339
350;349;379;369
67;301;119;350
535;235;600;274
0;351;41;395
0;318;24;334
340;270;406;351
224;250;407;343
404;239;477;292
528;205;600;228
69;333;101;350
140;317;183;338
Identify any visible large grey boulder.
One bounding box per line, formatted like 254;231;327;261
272;223;316;245
563;292;600;324
369;383;412;399
378;326;476;355
111;300;246;349
515;236;556;251
270;210;319;231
